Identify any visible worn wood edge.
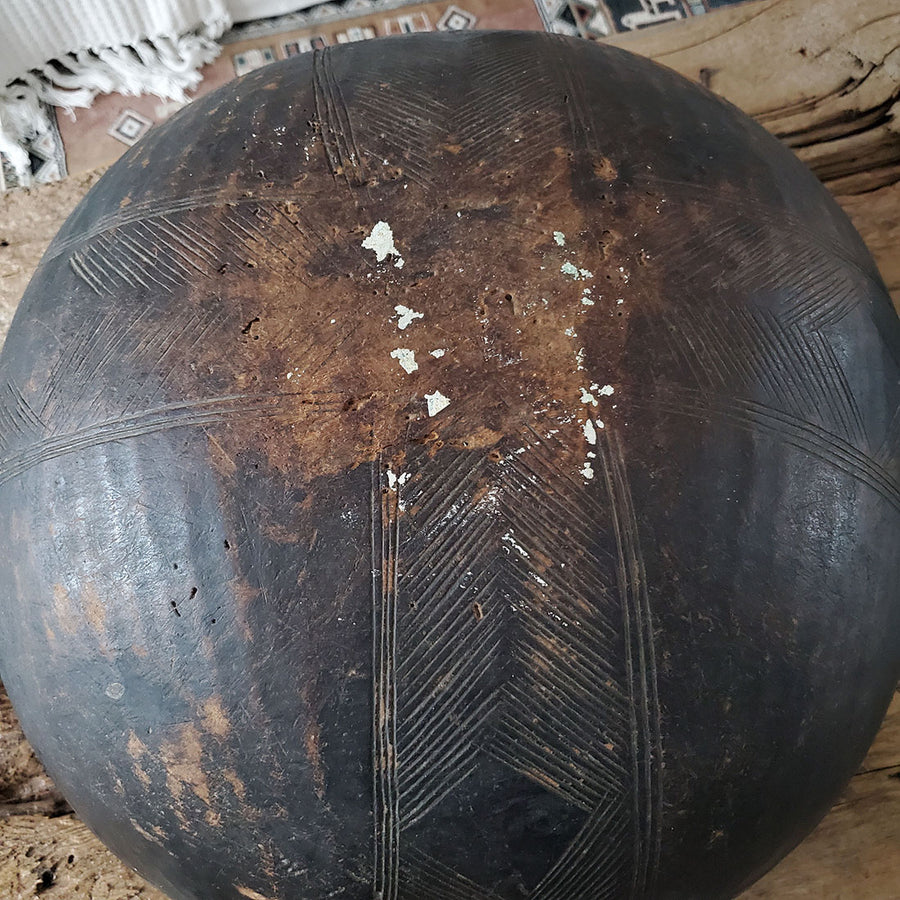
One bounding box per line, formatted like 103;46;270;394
836;180;900;311
608;0;900;195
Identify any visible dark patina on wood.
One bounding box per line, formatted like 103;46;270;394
0;31;897;900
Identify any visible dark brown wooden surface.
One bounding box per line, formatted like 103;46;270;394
0;1;897;896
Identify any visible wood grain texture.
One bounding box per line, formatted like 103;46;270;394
607;0;900;196
838;181;900;311
0;814;166;900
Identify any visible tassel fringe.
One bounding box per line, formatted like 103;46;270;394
0;15;230;186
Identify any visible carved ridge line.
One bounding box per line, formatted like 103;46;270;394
597;430;662;898
0;391;343;487
371;459;400;900
643;388;900;512
532;795;629;900
313;47;364;192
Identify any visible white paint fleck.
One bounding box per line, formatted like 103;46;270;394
598;384;614;396
580;387;598;406
587;451;596;459
561;261;593;281
286;372;292;379
617;298;624;305
583;419;597;445
390;348;418;374
596;419;605;429
553;231;566;246
105;682;125;700
530;572;549;588
429;348;446;358
564;327;576;337
330;318;336;324
394;304;424;330
502;531;530;559
386;470;411;490
575;348;585;370
362;220;402;264
425;390;451;416
580;462;594;481
581;297;595;306
394;257;405;269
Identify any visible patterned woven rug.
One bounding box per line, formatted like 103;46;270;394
1;0;753;190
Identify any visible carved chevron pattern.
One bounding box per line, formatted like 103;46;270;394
66;199;326;298
349;41;567;187
634;263;899;511
369;427;662;898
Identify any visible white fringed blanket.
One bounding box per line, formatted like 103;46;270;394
0;0;317;182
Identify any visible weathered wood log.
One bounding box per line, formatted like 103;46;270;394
607;0;900;196
839;181;900;310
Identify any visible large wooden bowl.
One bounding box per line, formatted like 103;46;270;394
0;31;897;900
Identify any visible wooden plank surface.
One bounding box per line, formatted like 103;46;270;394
606;0;900;196
1;0;898;896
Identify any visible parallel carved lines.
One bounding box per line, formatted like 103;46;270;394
644;386;900;514
313;47;367;188
663;301;869;448
633;172;884;307
550;38;606;166
644;188;880;331
401;847;502;900
66;201;323;297
396;453;505;831
38;303;226;435
596;430;662;898
0;382;44;451
353;81;446;189
352;45;565;188
454;44;565;170
487;440;633;818
531;795;630;900
363;430;662;897
47;186;237;261
372;460;401;900
877;403;900;468
0;391;344;488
